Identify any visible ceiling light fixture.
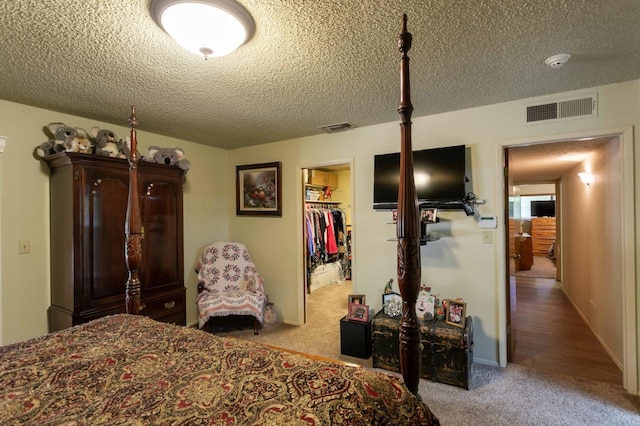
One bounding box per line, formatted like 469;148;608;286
578;171;594;186
149;0;255;59
544;53;571;69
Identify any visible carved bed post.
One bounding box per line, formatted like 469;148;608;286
396;14;422;395
125;106;142;314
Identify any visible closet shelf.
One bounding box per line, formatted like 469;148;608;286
305;183;336;190
305;200;341;205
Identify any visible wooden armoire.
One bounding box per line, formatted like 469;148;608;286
45;152;186;332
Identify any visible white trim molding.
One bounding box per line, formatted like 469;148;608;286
0;136;4;344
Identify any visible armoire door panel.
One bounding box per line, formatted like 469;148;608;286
140;178;183;291
83;171;130;303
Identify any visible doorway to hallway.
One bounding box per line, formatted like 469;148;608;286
504;133;628;386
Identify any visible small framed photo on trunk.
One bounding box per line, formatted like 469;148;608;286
348;294;366;306
445;299;466;328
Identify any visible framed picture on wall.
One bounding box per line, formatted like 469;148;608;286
236;162;282;216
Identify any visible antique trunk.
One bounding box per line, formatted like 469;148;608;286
372;310;474;389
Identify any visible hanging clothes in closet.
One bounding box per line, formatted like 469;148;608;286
305;204;348;278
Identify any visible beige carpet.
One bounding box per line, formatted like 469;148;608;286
213;282;640;425
514;255;557;279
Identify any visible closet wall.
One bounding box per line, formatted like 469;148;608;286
304;167;351;293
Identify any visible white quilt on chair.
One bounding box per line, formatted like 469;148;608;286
196;242;266;328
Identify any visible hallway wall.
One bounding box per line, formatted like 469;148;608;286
562;139;623;367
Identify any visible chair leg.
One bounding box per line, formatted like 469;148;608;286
253;318;259;335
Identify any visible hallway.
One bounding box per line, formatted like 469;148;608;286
511;276;622;385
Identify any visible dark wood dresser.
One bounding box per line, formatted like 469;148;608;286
45;152;186;331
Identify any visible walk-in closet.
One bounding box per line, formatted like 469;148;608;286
303;165;352;319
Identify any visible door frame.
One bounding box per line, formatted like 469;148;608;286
495;127;637;394
298;159;354;324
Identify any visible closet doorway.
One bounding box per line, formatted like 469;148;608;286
302;164;352;327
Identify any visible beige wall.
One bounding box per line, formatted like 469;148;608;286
562;140;623;367
227;80;639;374
332;169;352;226
1;79;639;390
0;99;228;343
518;183;556;196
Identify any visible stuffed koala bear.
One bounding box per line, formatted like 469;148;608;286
35;122;78;158
144;146;191;172
63;128;93;154
91;127;129;158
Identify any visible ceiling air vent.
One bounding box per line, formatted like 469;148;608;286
524;93;597;124
319;122;352;133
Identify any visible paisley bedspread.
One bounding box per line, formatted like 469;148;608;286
0;314;439;425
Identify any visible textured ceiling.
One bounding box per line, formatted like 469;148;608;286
508;138;613;185
0;0;639;151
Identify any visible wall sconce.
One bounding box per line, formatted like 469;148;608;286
578;172;594;187
150;0;255;59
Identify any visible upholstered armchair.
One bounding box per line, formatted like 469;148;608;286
196;242;266;334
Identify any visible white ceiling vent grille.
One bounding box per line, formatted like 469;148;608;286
319;122;352;133
524;93;597;124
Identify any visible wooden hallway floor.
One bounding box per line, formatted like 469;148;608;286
511;276;623;385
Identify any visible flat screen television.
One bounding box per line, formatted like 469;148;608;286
373;145;467;209
531;200;555;217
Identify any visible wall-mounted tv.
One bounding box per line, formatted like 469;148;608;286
373;145;467;209
531;200;555;217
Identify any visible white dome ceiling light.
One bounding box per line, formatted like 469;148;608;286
149;0;255;59
544;53;571;69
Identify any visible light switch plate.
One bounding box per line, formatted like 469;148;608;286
19;240;30;254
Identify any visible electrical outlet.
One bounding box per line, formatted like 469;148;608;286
19;240;30;254
482;231;492;244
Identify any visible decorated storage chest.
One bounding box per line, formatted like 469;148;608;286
372;310;474;389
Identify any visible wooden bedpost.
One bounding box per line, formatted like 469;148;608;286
125;105;142;315
396;14;422;395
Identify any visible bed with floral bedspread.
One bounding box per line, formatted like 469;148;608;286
0;314;439;425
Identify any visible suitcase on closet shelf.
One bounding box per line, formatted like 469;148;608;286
372;310;474;389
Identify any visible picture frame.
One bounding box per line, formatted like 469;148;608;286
421;208;438;223
416;293;435;319
348;294;366;306
445;299;467;328
347;303;370;322
236;162;282;216
382;292;400;305
382;292;402;317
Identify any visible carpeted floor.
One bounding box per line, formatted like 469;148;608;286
215;282;640;425
513;255;557;279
